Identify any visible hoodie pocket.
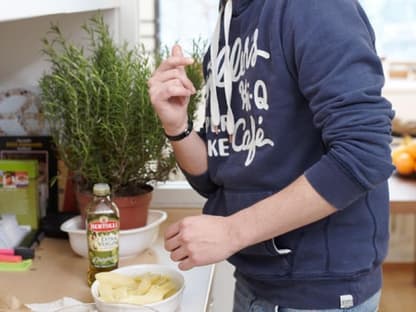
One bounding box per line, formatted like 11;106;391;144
224;189;293;276
224;189;293;256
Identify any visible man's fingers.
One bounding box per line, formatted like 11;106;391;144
172;44;184;57
165;235;181;252
165;222;180;240
150;44;195;95
178;258;194;271
149;82;192;106
149;69;196;93
170;246;188;262
155;45;192;72
156;56;194;73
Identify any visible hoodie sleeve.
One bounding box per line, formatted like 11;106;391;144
281;0;395;209
181;169;218;198
180;127;219;198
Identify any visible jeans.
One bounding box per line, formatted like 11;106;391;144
233;278;381;312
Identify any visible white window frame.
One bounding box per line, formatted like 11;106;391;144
153;181;206;208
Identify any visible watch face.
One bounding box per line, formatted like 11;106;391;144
0;88;47;136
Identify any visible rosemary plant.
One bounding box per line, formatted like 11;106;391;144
39;15;204;196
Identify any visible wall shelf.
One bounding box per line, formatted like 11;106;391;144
0;0;120;23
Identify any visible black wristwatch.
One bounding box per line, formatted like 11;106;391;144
164;119;193;141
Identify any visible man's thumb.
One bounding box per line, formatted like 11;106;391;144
172;44;184;57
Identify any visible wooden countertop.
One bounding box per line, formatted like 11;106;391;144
0;238;157;304
0;208;214;312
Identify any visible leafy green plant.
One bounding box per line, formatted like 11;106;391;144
39;15;205;196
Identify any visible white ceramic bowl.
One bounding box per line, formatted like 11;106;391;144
91;264;184;312
60;210;167;258
56;303;157;312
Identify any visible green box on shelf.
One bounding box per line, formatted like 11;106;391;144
0;160;39;229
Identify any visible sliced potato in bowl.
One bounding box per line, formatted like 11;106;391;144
91;264;185;312
96;272;178;304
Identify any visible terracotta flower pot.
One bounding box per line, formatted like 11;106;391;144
76;186;152;230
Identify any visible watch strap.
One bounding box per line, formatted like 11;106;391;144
164;119;193;141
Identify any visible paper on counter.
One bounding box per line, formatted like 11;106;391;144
0;214;30;248
25;297;84;312
0;295;26;311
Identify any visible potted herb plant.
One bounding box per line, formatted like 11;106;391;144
39;15;204;229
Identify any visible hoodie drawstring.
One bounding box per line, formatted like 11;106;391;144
209;0;234;137
223;0;235;137
209;5;222;133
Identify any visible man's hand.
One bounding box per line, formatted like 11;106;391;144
147;44;196;136
164;215;241;270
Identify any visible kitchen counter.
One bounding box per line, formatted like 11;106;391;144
388;174;416;285
389;173;416;213
0;208;215;311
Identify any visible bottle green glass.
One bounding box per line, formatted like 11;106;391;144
86;183;120;287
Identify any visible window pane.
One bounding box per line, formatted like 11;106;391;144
158;1;416;60
158;0;217;54
360;0;416;60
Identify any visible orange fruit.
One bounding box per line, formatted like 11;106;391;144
394;152;414;176
391;145;408;164
405;140;416;159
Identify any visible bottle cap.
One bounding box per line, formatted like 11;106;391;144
93;183;111;196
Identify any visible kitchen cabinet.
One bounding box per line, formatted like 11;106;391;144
0;0;156;89
0;0;120;23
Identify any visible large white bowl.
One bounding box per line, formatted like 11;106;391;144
91;264;184;312
60;210;167;258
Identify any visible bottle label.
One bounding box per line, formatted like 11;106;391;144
87;215;119;268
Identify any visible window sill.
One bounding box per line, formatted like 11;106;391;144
152;181;206;209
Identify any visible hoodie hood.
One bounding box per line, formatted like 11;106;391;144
221;0;252;16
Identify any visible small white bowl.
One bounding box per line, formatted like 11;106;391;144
91;264;184;312
60;210;167;258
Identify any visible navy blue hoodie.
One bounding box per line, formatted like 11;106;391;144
184;0;394;309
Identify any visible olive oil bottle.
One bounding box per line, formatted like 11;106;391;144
86;183;120;287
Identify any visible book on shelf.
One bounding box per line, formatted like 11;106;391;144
0;159;39;229
0;136;58;217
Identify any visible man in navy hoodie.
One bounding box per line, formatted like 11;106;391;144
148;0;394;311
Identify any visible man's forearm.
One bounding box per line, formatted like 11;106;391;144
170;130;208;176
228;175;337;251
